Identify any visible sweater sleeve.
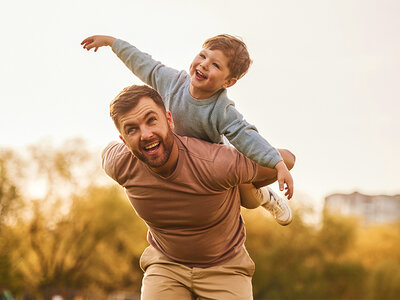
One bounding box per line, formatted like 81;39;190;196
217;99;283;168
112;39;179;100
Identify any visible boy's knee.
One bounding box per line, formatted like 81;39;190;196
287;150;296;169
277;149;296;170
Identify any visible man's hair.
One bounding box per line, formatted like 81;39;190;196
203;34;252;80
110;85;166;130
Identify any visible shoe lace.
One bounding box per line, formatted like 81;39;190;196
271;198;285;217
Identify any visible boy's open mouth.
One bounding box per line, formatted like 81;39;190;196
196;70;207;80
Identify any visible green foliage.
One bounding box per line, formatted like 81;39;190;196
0;141;148;298
4;185;148;297
368;259;400;300
0;141;399;299
0;149;23;227
244;208;398;300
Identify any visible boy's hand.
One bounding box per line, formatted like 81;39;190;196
275;161;294;199
81;35;116;52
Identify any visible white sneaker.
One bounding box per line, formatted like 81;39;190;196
262;187;293;226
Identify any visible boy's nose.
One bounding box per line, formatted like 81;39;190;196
200;61;208;70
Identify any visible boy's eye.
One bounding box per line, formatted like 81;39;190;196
213;63;220;69
200;54;206;59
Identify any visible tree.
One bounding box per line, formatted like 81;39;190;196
1;139;148;298
0;149;25;291
11;185;147;298
0;149;23;228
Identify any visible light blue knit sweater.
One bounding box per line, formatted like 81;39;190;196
112;39;282;168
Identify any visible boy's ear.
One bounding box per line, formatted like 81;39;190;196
222;77;237;89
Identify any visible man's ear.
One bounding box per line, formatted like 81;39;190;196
222;77;237;89
166;111;175;131
119;135;127;145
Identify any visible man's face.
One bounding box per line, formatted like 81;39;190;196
118;97;175;172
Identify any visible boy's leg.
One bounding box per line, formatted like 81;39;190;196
239;183;293;225
239;183;266;209
239;148;295;226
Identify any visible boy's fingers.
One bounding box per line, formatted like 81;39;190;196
278;178;284;191
288;181;294;199
81;38;94;47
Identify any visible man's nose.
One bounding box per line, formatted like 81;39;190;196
140;125;154;140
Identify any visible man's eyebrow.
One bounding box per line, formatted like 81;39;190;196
123;122;137;132
122;111;157;129
144;111;157;119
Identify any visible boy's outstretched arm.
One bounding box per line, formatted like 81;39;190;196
81;35;116;52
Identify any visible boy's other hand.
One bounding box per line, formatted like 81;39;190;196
275;161;294;199
81;35;116;52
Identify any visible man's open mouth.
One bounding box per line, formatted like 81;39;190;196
144;142;160;152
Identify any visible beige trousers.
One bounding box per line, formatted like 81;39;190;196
139;245;255;300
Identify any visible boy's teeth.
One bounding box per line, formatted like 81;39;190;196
197;70;205;77
145;142;159;150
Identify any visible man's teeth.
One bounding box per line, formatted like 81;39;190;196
145;142;159;150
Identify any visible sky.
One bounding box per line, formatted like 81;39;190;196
1;0;399;209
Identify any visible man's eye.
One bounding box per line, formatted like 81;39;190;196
149;117;156;123
127;127;136;134
200;54;206;59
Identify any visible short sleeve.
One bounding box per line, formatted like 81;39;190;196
101;141;126;182
211;144;258;190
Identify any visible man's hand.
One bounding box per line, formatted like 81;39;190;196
275;161;294;199
81;35;116;52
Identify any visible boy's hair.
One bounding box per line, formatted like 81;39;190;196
110;85;166;130
203;34;252;80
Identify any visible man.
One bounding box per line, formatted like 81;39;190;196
102;85;295;299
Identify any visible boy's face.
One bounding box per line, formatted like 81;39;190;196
189;48;237;99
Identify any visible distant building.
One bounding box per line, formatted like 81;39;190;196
324;192;400;224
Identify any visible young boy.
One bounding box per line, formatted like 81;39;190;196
81;34;295;225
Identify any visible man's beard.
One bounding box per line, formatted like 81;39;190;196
135;129;175;168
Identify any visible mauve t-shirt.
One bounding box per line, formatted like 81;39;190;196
102;134;257;268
